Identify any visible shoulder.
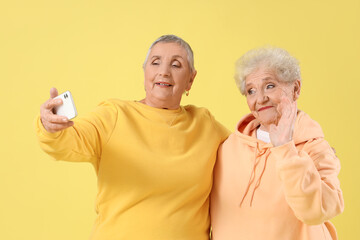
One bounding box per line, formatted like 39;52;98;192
294;110;324;142
182;104;221;122
184;105;223;124
296;111;323;131
295;111;338;160
97;99;143;114
183;104;210;115
99;99;133;108
221;132;240;146
183;104;230;140
181;105;213;123
82;99;136;122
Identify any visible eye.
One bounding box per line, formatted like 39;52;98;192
247;88;256;95
151;59;160;65
171;60;181;68
266;83;275;89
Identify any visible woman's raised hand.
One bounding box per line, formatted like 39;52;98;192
40;88;74;133
269;93;297;147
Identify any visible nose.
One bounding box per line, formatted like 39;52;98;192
159;63;171;77
257;90;269;104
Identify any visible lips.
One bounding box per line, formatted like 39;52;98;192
155;82;173;87
258;106;273;111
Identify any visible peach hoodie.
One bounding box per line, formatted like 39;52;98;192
211;111;344;240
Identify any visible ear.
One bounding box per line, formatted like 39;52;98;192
186;70;197;91
293;79;301;101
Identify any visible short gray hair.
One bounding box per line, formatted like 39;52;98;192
143;35;195;73
234;47;301;95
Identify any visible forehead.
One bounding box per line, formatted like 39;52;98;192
245;68;278;85
149;42;188;59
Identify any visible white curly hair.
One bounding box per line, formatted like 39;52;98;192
234;47;301;95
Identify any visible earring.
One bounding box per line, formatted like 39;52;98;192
185;90;189;96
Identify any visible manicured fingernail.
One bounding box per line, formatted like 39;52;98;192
63;118;68;122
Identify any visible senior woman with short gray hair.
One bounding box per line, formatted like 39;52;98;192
35;35;230;240
211;47;344;239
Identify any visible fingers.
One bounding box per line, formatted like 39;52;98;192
283;100;297;124
43;98;63;111
274;95;297;145
269;89;298;147
278;87;294;112
277;95;293;123
41;107;69;124
40;108;74;133
50;87;58;99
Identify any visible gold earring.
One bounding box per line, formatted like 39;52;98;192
185;90;189;96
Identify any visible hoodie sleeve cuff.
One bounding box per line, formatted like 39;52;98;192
270;141;298;163
34;114;62;139
270;140;314;170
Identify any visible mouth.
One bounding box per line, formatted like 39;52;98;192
155;82;173;87
258;106;273;112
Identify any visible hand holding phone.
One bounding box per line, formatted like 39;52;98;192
40;88;76;133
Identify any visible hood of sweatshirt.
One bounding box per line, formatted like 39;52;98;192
234;110;324;207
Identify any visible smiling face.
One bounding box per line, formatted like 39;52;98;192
142;42;196;109
245;67;300;131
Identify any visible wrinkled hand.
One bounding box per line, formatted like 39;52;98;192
269;94;297;147
40;87;74;133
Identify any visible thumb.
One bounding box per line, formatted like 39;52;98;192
50;87;58;99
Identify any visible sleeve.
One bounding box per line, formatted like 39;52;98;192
207;109;231;143
35;100;118;170
270;138;344;225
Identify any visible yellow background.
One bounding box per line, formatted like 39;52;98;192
1;0;359;239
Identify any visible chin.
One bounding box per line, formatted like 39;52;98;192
152;92;173;101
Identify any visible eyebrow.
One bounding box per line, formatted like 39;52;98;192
150;55;184;60
245;77;274;88
172;55;184;59
261;77;273;81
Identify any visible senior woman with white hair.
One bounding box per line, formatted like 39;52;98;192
210;47;344;239
35;35;230;240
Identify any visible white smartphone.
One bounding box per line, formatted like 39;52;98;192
54;91;77;120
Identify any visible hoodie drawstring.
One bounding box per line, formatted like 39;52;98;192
239;146;259;207
239;143;271;207
249;150;270;206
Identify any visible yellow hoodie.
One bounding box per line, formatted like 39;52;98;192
211;111;344;240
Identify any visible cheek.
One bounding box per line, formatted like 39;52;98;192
144;71;155;83
176;73;190;87
246;97;255;111
144;66;156;78
268;90;283;104
143;77;150;88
